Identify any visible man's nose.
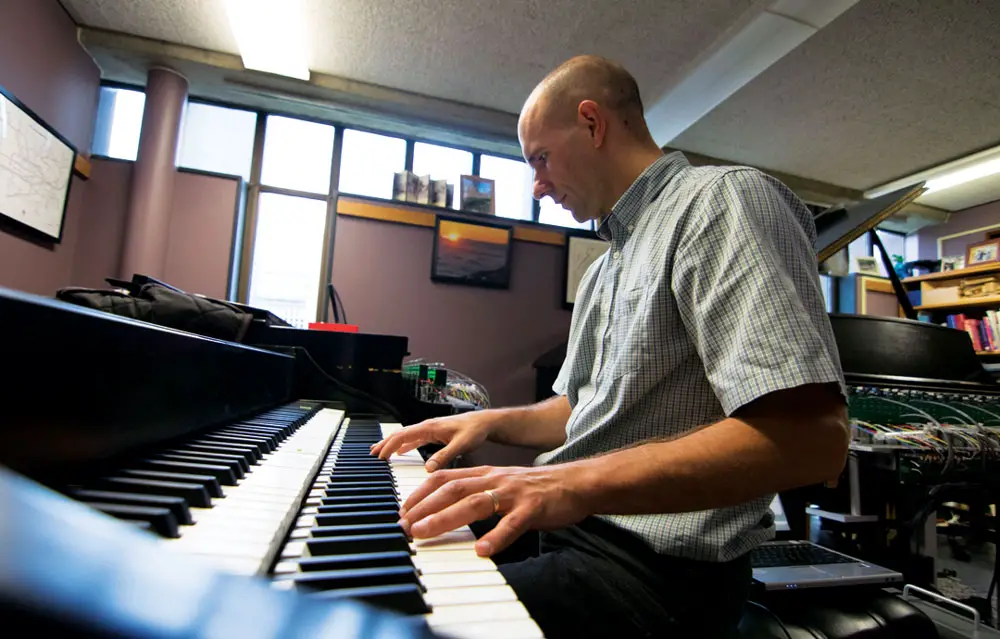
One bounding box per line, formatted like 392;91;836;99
533;179;551;201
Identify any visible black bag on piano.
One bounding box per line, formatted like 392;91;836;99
56;282;253;342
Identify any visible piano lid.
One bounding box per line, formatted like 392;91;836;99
815;183;925;263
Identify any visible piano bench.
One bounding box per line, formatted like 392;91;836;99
737;590;939;638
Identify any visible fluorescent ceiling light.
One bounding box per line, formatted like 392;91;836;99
925;157;1000;193
865;143;1000;199
225;0;310;80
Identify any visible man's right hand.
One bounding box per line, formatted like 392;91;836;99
370;411;497;472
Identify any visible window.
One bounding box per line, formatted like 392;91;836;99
480;155;533;221
247;193;327;328
177;102;257;179
92;86;145;161
412;142;473;209
338;129;406;199
539;197;594;230
819;274;835;313
847;234;870;273
260;115;335;194
875;229;906;278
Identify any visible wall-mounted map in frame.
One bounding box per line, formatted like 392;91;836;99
0;85;76;243
563;230;608;309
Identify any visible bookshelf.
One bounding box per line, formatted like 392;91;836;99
914;295;1000;311
903;264;1000;355
903;263;1000;312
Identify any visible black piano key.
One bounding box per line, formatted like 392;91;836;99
290;566;421;592
95;477;211;508
69;489;192;525
327;469;395;481
307;533;411;556
294;552;414;573
210;432;275;453
322;476;395;486
308;584;430;616
155;452;247;478
309;523;403;538
133;459;238;486
85;502;180;538
314;511;400;526
320;496;400;508
120;469;224;499
317;502;399;514
202;434;270;455
325;487;397;498
182;442;260;464
224;425;285;441
319;481;396;492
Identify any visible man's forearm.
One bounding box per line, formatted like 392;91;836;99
484;395;570;451
567;401;848;516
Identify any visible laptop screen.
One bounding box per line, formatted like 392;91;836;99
770;494;790;533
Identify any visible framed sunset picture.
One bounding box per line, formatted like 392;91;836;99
431;216;513;289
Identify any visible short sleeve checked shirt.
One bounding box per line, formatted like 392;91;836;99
538;152;846;562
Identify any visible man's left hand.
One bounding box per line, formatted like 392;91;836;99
398;464;589;557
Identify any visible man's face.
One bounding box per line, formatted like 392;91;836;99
519;101;601;223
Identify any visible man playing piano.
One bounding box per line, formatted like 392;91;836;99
372;55;849;638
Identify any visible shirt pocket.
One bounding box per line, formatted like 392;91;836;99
608;282;649;378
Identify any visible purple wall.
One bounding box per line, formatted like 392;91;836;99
331;215;572;407
71;159;133;288
0;0;100;295
164;171;240;299
916;199;1000;260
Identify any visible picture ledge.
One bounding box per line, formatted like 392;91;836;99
336;193;578;246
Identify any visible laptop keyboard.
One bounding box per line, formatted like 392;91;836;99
751;543;859;568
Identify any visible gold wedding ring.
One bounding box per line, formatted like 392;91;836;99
484;489;500;514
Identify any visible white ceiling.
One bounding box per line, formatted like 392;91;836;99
62;0;753;114
672;0;1000;198
61;0;1000;213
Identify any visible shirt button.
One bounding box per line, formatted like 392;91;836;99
628;224;635;232
613;251;621;260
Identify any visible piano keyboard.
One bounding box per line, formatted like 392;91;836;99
68;402;343;576
63;403;542;638
272;418;545;639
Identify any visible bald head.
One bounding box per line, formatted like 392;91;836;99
522;55;650;141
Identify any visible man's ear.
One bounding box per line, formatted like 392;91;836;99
577;100;606;148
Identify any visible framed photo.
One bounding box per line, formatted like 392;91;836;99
941;255;965;272
431;216;512;289
459;175;495;215
854;256;879;275
563;230;608;309
966;239;1000;267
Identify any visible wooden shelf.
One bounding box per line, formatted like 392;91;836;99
914;295;1000;311
903;262;1000;283
977;351;1000;356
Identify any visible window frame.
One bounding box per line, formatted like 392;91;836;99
93;82;598;322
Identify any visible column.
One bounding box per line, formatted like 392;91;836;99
119;67;188;279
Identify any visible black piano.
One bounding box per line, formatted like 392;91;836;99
0;288;541;638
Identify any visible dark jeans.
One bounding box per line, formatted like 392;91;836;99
470;516;751;639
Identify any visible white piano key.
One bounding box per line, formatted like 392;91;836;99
424;585;519;607
421;571;508;588
430;618;544;639
423;601;531;624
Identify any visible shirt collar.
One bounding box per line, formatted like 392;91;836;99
597;151;689;242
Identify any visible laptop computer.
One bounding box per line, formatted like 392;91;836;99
750;495;903;591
